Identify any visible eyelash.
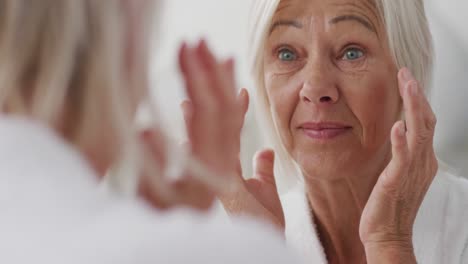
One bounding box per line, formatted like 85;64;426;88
271;43;368;70
338;45;367;61
275;45;298;61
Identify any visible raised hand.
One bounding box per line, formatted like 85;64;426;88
179;40;284;230
360;68;438;263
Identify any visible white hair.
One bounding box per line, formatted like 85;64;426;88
0;0;229;200
0;0;160;195
248;0;434;193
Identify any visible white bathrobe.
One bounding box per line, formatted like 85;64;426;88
282;165;468;263
0;117;300;264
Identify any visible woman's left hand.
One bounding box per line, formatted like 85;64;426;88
137;129;215;211
359;68;439;263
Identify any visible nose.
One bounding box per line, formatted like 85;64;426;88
299;64;339;105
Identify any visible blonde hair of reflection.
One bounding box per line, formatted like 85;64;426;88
248;0;434;193
0;0;230;202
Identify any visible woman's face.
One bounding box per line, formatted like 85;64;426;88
263;0;401;180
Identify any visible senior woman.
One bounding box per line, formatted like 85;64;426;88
0;0;302;263
181;0;468;263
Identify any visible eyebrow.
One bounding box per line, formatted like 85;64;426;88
269;20;303;35
329;14;376;34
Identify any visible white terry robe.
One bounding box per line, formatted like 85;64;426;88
0;117;301;264
281;163;468;263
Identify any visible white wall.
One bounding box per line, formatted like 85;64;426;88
427;0;468;175
150;1;468;177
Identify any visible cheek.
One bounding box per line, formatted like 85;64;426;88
264;71;301;150
344;72;400;149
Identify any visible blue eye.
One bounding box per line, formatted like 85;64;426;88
278;49;297;61
342;48;364;61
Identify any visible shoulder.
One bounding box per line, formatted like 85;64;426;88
68;204;301;264
413;170;468;263
0;118;300;264
0;117;97;196
0;117;93;174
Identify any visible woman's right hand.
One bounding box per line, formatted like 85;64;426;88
233;149;286;231
179;40;285;231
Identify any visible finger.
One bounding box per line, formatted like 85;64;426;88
197;39;216;70
220;58;237;99
178;42;188;75
380;121;409;187
229;90;250;177
398;68;422;138
138;177;172;210
226;58;235;85
237;88;250;120
398;68;436;150
180;47;218;156
233;88;250;139
197;40;233;102
181;43;215;110
180;100;193;130
398;70;432;114
180;100;195;152
140;129;167;171
397;67;407;98
253;149;276;186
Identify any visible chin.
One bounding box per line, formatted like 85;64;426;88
292;150;354;181
294;142;392;182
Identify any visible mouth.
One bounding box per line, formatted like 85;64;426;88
298;122;352;140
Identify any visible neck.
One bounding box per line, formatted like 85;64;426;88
304;148;391;263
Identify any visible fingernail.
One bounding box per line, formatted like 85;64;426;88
255;150;275;163
401;68;414;82
239;88;247;97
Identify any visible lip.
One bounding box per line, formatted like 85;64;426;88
298;122;352;140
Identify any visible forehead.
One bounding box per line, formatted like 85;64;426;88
273;0;381;29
